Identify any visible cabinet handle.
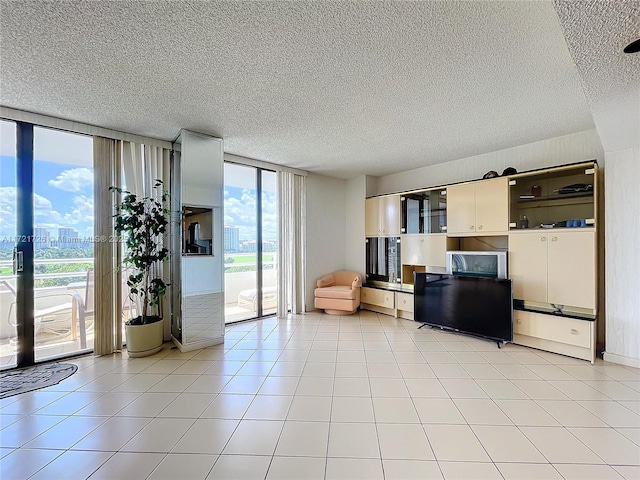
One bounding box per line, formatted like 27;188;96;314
470;225;475;230
540;236;546;242
420;238;424;243
570;329;579;335
551;236;557;242
516;318;522;324
478;225;483;230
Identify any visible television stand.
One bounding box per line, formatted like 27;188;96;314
416;323;507;350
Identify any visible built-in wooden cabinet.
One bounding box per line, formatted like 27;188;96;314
510;229;596;311
361;160;599;363
447;177;508;235
365;195;401;236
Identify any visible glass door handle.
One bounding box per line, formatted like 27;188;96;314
13;248;23;273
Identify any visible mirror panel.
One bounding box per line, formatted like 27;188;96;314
171;131;224;350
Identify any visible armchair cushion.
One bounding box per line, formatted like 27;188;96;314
314;285;357;300
316;273;336;288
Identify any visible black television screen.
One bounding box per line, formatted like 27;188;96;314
414;273;513;343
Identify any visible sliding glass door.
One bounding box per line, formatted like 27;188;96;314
0;120;94;368
223;163;277;323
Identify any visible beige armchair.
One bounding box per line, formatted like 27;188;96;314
314;271;362;315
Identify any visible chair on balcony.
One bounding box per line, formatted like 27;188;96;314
314;271;362;315
72;268;94;350
2;280;74;344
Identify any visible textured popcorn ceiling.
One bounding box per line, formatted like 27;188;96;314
554;0;640;152
0;1;597;178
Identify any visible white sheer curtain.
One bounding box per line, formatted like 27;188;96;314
277;171;306;317
94;139;171;355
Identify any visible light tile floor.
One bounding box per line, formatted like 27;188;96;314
1;310;639;479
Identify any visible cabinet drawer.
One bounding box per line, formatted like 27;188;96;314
361;287;395;309
396;292;414;312
513;310;591;349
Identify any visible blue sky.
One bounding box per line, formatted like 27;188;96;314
0;156;95;240
0;120;277;245
1;155;277;245
224;185;277;243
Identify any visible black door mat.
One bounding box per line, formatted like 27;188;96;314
0;362;78;399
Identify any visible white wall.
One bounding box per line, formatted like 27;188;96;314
345;176;366;276
603;147;640;367
305;173;348;311
376;129;604;195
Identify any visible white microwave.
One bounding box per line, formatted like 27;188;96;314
446;251;508;279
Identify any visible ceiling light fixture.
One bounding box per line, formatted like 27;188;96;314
623;38;640;53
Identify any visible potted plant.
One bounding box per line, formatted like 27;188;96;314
111;180;170;357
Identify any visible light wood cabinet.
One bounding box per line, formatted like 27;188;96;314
447;177;508;235
365;195;401;236
547;231;596;309
396;292;414;313
509;230;596;310
513;310;595;362
509;232;548;303
365;198;380;236
401;234;447;268
361;287;394;309
446;183;476;234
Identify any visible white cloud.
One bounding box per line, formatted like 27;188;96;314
0;186;94;237
48;167;94;193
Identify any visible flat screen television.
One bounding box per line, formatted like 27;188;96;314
414;273;513;343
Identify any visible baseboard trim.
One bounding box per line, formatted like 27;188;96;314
172;335;224;353
602;352;640;368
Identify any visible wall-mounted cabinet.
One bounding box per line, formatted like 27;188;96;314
509;163;595;230
447;177;508;235
509;229;596;311
365;195;401;236
401;189;447;234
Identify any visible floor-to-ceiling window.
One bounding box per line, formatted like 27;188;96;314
223;162;277;323
0;121;94;368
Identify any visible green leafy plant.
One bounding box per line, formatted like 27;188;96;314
110;180;170;325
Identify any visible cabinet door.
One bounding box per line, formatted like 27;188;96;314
446;183;476;234
475;177;508;233
401;235;426;266
509;232;548;303
396;292;414;313
365;197;381;236
380;195;401;235
547;230;596;310
424;233;447;267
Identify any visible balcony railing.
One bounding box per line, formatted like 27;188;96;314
0;257;277;366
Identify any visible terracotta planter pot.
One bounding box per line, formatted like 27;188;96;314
125;318;164;358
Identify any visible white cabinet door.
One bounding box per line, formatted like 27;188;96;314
547;230;596;310
475;177;508;234
380;195;401;236
401;235;426;266
424;234;447;268
509;232;548;303
446;183;476;234
365;197;380;236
